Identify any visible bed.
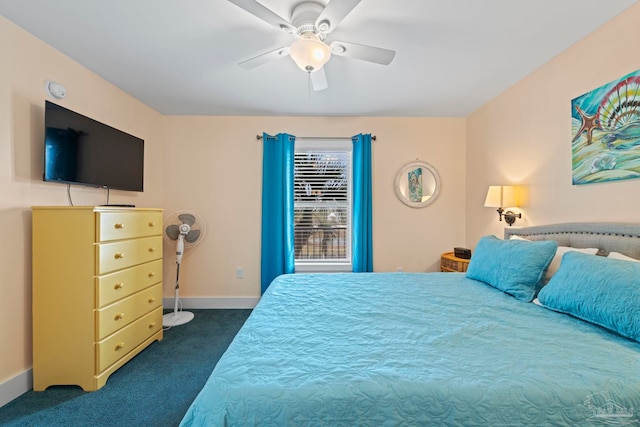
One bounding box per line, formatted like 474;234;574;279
180;223;640;426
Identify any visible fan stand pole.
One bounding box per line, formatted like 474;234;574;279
162;262;194;327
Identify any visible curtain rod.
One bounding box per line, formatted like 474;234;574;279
256;135;376;141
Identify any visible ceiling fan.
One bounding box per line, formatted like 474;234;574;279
228;0;395;91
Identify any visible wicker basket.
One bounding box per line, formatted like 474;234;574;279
440;252;470;272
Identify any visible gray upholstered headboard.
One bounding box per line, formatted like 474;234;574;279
504;222;640;259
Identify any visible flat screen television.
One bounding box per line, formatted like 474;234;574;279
43;101;144;192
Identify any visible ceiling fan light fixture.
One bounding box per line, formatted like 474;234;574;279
289;34;331;72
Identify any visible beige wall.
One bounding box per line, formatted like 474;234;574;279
162;116;466;299
466;3;640;246
0;17;164;394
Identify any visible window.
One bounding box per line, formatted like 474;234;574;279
294;140;352;272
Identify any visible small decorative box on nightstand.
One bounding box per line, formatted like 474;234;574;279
440;252;471;273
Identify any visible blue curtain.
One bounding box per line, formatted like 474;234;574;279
352;133;373;272
260;133;296;294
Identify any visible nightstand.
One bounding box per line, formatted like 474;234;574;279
440;252;470;272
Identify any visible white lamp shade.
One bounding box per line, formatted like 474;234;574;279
484;185;518;208
484;186;502;207
289;34;331;72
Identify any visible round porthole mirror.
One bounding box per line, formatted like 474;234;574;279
394;161;441;208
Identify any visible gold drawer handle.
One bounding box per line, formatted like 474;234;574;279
114;282;124;290
114;223;124;229
114;313;125;321
148;272;155;278
148;297;155;303
148;247;156;252
149;321;156;328
115;342;125;351
148;221;156;227
114;253;124;259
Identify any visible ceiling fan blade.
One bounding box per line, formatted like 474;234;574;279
310;68;329;91
239;46;290;69
228;0;296;33
315;0;362;34
330;41;395;65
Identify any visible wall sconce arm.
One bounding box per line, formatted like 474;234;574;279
502;210;521;226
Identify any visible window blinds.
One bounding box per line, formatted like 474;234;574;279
294;149;351;262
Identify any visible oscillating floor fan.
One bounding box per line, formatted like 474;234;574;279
163;211;206;327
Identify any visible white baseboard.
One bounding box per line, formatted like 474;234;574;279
0;368;32;407
162;296;259;310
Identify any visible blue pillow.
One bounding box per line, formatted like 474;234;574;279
537;251;640;343
466;235;557;301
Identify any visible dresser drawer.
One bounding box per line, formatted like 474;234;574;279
96;307;163;373
96;236;162;275
97;211;163;242
96;259;163;308
96;284;163;340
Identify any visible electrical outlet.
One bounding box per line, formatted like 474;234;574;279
236;268;245;279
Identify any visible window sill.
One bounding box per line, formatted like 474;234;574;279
295;262;352;273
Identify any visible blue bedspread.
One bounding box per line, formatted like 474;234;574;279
180;273;640;426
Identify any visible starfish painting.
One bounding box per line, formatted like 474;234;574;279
572;105;600;145
571;68;640;185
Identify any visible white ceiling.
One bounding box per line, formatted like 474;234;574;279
1;0;637;117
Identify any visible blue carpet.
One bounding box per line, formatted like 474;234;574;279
0;309;251;427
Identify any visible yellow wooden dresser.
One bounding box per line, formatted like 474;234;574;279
32;206;164;391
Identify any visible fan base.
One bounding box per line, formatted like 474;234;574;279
162;311;194;327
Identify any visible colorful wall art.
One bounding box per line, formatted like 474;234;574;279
571;69;640;185
407;167;422;202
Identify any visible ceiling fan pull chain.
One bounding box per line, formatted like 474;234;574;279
307;72;311;99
